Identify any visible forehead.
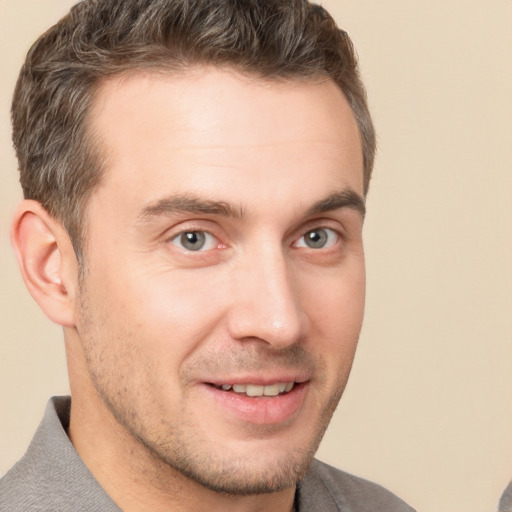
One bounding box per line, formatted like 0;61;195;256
87;67;363;215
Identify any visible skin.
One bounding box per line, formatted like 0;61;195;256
12;67;366;512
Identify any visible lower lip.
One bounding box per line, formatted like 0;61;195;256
200;383;308;425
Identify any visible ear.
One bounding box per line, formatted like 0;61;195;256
10;200;79;327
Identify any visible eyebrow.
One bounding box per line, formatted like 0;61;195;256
137;188;365;222
307;189;366;218
138;194;244;221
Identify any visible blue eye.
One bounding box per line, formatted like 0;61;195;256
171;231;216;251
297;228;338;249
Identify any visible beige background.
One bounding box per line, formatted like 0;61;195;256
1;1;511;511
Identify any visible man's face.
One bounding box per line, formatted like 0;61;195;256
72;68;365;494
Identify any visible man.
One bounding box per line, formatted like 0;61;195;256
0;0;414;511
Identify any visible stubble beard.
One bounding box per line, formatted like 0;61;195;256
76;284;351;497
136;380;346;496
92;365;347;497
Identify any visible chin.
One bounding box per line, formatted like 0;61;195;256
144;417;326;496
165;449;315;496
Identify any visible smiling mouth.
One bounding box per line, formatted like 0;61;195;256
209;382;296;397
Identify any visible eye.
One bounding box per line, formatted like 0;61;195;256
296;228;339;249
170;231;217;251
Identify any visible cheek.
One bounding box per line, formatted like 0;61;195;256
301;264;365;357
304;263;365;321
91;263;232;358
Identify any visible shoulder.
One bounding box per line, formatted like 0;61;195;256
297;459;415;512
0;455;49;512
0;397;120;512
498;481;512;512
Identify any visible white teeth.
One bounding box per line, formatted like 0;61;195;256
246;385;264;397
219;382;295;397
263;384;280;396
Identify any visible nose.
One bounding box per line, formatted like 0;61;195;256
226;245;307;348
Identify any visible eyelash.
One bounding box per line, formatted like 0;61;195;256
294;227;340;250
167;226;341;253
169;230;219;252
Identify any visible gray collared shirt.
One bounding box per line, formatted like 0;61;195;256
1;396;414;511
498;481;512;512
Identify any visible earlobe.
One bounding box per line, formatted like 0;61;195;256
10;200;79;327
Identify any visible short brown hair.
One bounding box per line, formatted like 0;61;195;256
12;0;375;258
